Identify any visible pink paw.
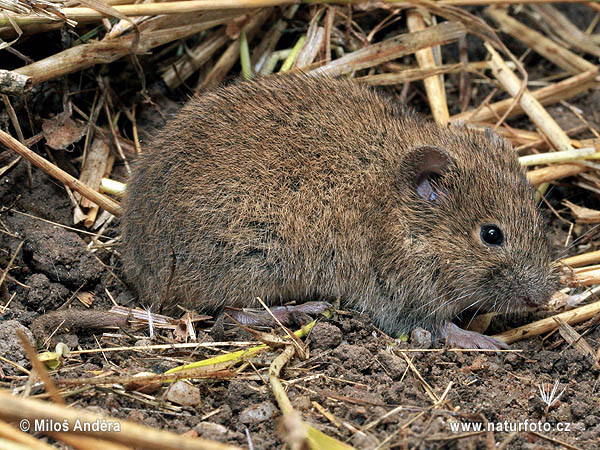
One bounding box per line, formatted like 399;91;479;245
441;322;508;350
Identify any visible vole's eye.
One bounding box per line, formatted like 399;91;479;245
480;224;504;247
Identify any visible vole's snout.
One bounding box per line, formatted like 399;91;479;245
513;269;559;309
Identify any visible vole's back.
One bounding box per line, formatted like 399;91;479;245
121;74;556;338
122;76;398;311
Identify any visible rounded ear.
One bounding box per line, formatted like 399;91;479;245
411;146;452;202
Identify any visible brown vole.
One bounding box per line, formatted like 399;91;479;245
120;74;559;349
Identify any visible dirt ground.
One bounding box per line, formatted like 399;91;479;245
2;4;600;450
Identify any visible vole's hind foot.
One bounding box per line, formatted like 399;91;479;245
441;321;509;350
224;301;332;328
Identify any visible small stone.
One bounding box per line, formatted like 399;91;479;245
196;422;228;435
25;273;69;310
351;431;378;449
239;401;278;424
504;352;519;366
165;381;201;406
197;421;245;443
377;350;407;380
584;415;598;427
0;321;34;376
195;422;231;442
310;322;342;350
291;395;312;411
409;327;432;349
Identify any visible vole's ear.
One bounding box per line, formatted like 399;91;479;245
410;146;451;202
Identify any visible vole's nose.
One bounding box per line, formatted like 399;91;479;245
517;279;555;307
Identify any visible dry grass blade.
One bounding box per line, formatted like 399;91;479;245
269;344;296;415
526;430;583;450
0;0;287;26
0;0;74;25
493;300;600;344
0;240;22;293
250;5;298;74
47;433;132;450
101;177;126;196
69;340;257;356
269;345;354;449
165;318;318;375
553;317;599;368
397;351;439;403
0;418;56;450
519;148;597;166
533;4;600;58
562;200;600;224
407;10;449;125
162;28;230;89
561;249;600;268
538;379;566;411
571;265;600;286
486;7;597;74
358;61;487;85
77;0;140;50
430;0;598;4
76;137;111;225
14;16;238;85
55;364;238;386
0;129;122;215
293;17;325;69
486;42;574;151
452;70;598;123
198;9;271;90
527;163;586;186
466;123;582;148
312;21;466;77
16;329;65;405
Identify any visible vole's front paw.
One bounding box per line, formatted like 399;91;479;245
442;322;508;350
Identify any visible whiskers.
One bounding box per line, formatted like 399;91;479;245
422;286;480;321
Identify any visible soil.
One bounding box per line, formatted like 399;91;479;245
1;5;600;450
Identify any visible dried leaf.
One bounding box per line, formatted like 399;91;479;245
563;200;600;224
42;111;86;150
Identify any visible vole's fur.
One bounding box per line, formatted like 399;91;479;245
120;74;558;348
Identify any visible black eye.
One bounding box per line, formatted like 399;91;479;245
480;224;504;246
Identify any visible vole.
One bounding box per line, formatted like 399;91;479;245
117;74;558;349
